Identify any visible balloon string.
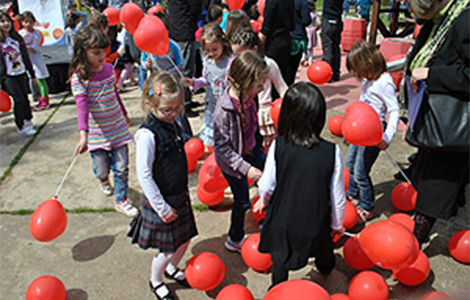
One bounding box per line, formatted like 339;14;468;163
53;155;80;200
164;55;195;95
383;149;413;186
343;231;356;237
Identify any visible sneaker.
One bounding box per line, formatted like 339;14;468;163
23;120;34;130
224;236;244;253
34;97;49;111
357;208;373;223
115;199;139;217
17;125;37;136
100;181;113;196
347;194;360;207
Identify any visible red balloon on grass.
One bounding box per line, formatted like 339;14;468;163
395;250;430;286
199;153;228;193
342;102;383;146
331;294;352;300
358;220;419;270
216;284;254;300
349;271;389;300
241;233;273;272
26;275;66;300
120;2;144;34
196;185;224;206
226;0;245;10
147;5;164;15
263;280;330;300
270;97;283;126
391;182;417;212
30;198;67;242
103;7;121;26
344;200;358;229
187;152;198;173
448;229;470;264
186;252;226;291
251;195;265;223
134;15;169;55
388;213;415;232
185;138;205;160
420;292;451;300
0;90;12;113
328;115;344;136
343;235;374;270
307;61;333;85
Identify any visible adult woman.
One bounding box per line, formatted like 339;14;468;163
405;0;469;246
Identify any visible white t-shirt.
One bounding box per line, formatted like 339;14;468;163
1;37;26;76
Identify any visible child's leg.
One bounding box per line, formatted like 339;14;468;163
270;264;288;289
37;79;49;98
5;76;33;129
110;145;129;204
125;63;137;84
314;233;336;275
29;76;40;102
151;251;174;297
166;240;190;279
90;149;111;183
223;173;250;243
117;66;129;88
354;146;381;211
308;48;314;65
345;145;360;198
138;65;147;90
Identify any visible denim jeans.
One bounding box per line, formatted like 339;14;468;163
223;145;266;242
90;145;129;203
138;65;147;91
345;144;381;211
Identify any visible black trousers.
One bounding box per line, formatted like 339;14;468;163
265;34;292;85
4;74;33;129
321;18;343;81
285;45;303;86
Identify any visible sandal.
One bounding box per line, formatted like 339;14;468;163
164;268;190;288
149;282;174;300
357;208;373;223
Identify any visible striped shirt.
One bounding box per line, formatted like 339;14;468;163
71;63;133;151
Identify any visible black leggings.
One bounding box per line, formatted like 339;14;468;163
4;74;32;129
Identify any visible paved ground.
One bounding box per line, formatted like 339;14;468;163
0;50;469;300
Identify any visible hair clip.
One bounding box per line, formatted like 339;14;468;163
148;83;162;97
149;86;154;96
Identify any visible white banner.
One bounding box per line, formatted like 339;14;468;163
18;0;66;47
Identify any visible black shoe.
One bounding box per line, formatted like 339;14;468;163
149;282;174;300
164;268;191;288
185;109;199;118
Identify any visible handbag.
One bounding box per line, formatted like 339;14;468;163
405;88;470;152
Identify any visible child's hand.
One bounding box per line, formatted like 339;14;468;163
410;67;429;92
74;131;88;156
248;167;263;182
332;226;345;237
262;134;275;153
182;78;194;88
377;139;389;150
146;57;153;69
161;208;178;223
253;198;265;213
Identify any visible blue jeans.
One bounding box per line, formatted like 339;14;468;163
345;144;381;211
138;65;147;90
90;145;129;203
223;145;266;242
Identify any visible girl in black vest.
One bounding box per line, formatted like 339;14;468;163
254;82;346;289
128;71;198;300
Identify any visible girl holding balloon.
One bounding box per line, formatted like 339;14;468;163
345;41;399;222
213;51;268;252
254;82;346;289
128;71;198;300
0;10;37;136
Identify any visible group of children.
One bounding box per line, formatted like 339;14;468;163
1;4;400;300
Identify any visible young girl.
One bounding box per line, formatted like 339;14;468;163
345;41;399;222
0;10;37;136
230;28;288;151
303;0;321;66
254;82;346;288
65;8;88;56
128;71;197;300
69;25;138;217
19;11;50;111
183;22;233;147
213;51;269;252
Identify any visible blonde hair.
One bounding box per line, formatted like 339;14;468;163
141;71;184;115
200;22;232;57
346;41;386;81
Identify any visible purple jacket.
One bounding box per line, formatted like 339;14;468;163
213;89;253;179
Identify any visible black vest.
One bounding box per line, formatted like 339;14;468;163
141;115;188;197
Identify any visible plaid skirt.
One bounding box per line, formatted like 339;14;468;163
128;192;198;252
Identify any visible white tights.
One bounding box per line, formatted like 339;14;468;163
151;241;189;286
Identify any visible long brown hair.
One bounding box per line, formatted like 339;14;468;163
346;41;386;81
0;10;23;43
68;25;110;82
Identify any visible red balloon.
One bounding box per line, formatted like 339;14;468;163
226;0;245;10
307;61;333;85
388;213;415;232
449;229;470;264
250;20;262;33
198;153;229;193
134;15;169;55
258;0;266;16
26;275;66;300
0;90;12;113
342;102;383;146
328;115;344;136
195;26;203;43
30;199;67;242
120;2;145;34
185;138;205;160
147;5;164;15
395;250;430;286
216;284;254;300
186;252;226;291
270;97;283;126
241;233;273;272
251;195;265;223
196;185;224;206
103;7;121;26
13;18;20;32
39;30;44;46
343;235;374;270
207;145;214;154
187;152;198;173
419;292;451;300
263;280;330;300
344;200;358;229
391;182;417;212
349;271;389;300
358;220;419;270
343;168;350;192
331;294;352;300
